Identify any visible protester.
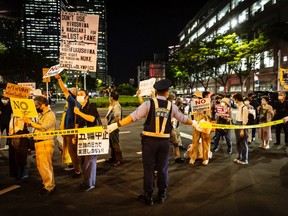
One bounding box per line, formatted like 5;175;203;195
232;93;249;165
9;115;29;180
107;79;197;205
189;90;212;165
212;97;233;154
258;96;274;149
105;90;123;166
0;96;13;149
248;92;260;141
55;73;82;177
22;96;56;196
243;97;256;145
273;91;288;146
73;89;102;192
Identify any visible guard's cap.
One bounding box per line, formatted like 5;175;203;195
153;79;171;91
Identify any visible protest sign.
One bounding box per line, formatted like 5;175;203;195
4;83;31;99
59;11;99;72
139;78;156;96
10;98;38;118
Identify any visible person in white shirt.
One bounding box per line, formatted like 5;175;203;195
232;93;249;165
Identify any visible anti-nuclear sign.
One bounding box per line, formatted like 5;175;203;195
10;98;38;118
139;78;156;97
4;83;31;99
60;11;99;72
77;131;109;156
191;98;211;113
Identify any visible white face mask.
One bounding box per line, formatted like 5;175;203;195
1;99;8;104
77;96;85;103
244;101;249;105
220;102;226;107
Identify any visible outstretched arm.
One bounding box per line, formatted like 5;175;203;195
55;73;69;98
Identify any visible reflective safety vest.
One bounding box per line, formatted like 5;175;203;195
142;98;172;138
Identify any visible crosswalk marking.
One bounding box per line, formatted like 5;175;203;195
0;185;20;196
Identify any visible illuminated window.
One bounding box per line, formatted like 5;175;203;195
238;9;248;24
218;4;230;20
263;51;274;67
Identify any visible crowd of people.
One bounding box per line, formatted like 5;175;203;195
1;78;288;205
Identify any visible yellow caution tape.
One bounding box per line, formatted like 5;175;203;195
0;126;104;139
199;119;284;130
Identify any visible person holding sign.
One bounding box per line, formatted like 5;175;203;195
22;96;57;196
73;89;102;192
107;79;197;205
55;73;82;178
212;98;233;154
189;91;212;166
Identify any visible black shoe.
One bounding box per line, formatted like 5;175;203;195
274;143;280;145
105;158;114;164
138;194;153;206
227;150;232;154
72;172;82;178
38;187;55;196
174;157;185;163
156;196;166;204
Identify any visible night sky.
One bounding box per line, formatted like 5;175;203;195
0;0;210;85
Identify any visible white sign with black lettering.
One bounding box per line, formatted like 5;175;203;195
77;131;109;156
191;98;211;113
60;11;99;72
139;78;156;96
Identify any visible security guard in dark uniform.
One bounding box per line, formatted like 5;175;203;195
107;79;196;205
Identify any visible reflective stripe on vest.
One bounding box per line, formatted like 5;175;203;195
142;98;172;138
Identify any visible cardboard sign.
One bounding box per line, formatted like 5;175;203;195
77;131;109;156
4;83;31;99
191;98;211;113
43;64;64;78
139;78;156;96
59;11;99;72
42;68;51;82
10;98;38;118
215;104;230;117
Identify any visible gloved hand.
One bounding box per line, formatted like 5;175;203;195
283;116;288;123
107;122;118;133
191;120;198;128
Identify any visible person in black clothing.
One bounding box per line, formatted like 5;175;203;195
0;96;13;148
273;91;288;145
248;93;260;141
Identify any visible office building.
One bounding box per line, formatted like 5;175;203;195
178;0;288;93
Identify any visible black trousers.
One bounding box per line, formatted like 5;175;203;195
275;123;288;144
141;136;170;195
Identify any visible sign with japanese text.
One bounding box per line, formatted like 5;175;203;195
4;83;31;99
77;131;109;156
190;98;211;113
280;68;288;89
215;104;230;117
139;78;156;97
10;98;38;118
17;82;36;92
59;11;99;72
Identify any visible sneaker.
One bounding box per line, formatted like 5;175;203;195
233;158;239;163
38;187;56;196
237;160;248;165
202;160;209;165
84;185;95;192
189;159;195;165
3;145;9;150
113;161;122;166
64;164;74;171
212;147;219;152
138;194;154;206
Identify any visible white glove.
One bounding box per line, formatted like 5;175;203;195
107;123;118;133
192;120;198;128
283;116;288;123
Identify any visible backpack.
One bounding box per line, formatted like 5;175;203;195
242;105;255;125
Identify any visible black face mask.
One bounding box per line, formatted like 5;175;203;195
36;108;43;113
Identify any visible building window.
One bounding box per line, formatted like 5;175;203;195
218;22;230;35
238;9;248;24
218;4;230;21
263;51;274;68
206;16;216;29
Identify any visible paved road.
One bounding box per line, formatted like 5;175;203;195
0;102;288;216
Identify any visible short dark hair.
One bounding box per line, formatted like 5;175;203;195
110;90;119;101
261;95;269;102
34;96;48;106
233;93;243;102
202;91;210;98
248;93;254;97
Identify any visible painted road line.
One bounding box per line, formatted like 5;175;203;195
180;132;192;140
119;131;131;134
97;159;106;163
0;185;20;195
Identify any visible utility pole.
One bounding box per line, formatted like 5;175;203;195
277;50;281;91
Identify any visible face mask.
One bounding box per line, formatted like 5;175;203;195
220;102;226;107
244;101;249;105
1;99;8;104
77;96;85;103
278;96;284;100
261;101;267;105
36;108;43;113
